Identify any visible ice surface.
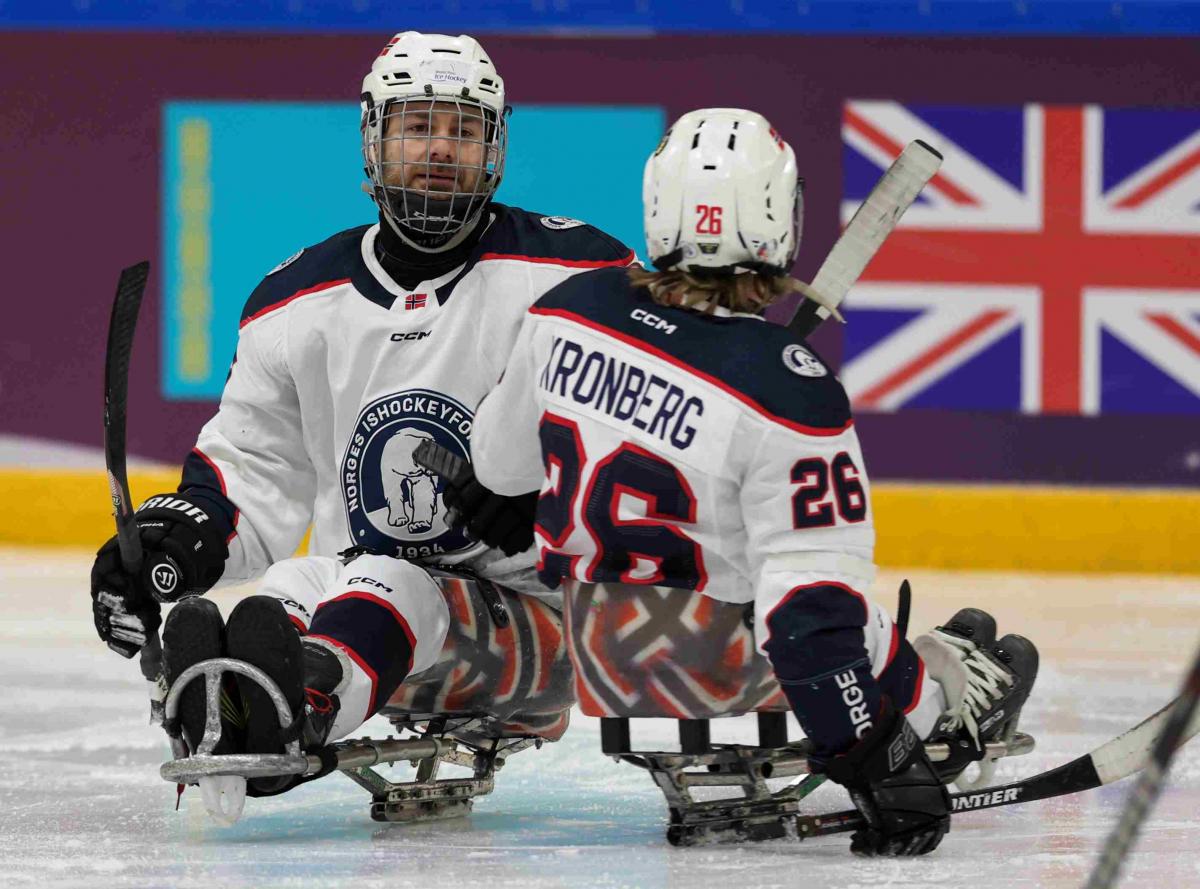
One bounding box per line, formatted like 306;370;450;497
2;548;1198;888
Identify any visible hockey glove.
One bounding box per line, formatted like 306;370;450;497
410;438;538;557
816;697;951;857
91;491;230;658
443;478;538;557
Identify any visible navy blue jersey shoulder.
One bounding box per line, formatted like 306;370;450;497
534;267;852;430
483;204;632;264
239;225;372;324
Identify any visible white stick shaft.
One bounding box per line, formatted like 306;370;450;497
790;139;942;334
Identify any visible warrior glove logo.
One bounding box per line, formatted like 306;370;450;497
342;390;475;560
149;558;181;600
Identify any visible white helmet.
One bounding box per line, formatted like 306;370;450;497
361;32;507;246
643;108;802;276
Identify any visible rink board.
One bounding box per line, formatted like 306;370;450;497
4;467;1197;574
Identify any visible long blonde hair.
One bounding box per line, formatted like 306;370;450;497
628;264;850;325
627;266;801;315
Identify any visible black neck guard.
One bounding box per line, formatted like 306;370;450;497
374;212;488;291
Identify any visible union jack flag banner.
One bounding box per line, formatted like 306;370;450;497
839;101;1200;415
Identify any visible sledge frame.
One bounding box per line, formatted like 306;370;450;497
159;657;544;824
600;713;1036;846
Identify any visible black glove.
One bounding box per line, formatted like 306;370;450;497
442;478;538;557
817;698;951;857
91;492;230;658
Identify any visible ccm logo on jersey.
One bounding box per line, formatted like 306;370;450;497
391;331;431;342
952;788;1021;811
138;496;210;524
631;308;677;334
347;576;395;594
835;669;874;739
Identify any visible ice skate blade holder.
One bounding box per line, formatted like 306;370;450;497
161;575;571;825
567;580;1036;846
602;715;1035;846
159;658;544;826
153;571;561;820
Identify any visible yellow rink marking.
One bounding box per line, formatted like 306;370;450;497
1;469;1196;574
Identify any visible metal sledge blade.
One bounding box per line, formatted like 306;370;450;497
198;775;247;826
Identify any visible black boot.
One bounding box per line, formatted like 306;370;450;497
938;608;997;650
161;597;239;756
225;595;305;795
917;612;1039;783
298;639;344;748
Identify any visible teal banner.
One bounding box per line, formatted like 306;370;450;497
162;101;664;399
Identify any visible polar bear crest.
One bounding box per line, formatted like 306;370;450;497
380;429;440;534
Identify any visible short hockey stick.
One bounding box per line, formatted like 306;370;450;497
787;139;942;339
1083;638;1200;889
795;683;1200;840
103;260;168;724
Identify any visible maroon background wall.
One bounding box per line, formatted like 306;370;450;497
2;33;1198;483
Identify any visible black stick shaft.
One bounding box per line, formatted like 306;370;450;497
1084;640;1200;889
102;262;164;691
797;681;1199;843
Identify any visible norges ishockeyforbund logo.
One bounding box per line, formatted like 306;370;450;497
342;389;475;560
782;343;828;378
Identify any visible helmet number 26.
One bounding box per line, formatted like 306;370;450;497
695;205;723;235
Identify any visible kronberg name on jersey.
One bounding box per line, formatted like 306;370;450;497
538;335;705;451
343;390;474;560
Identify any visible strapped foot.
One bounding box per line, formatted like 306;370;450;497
226;595;306;795
225;596;348;795
162;597;249;823
162;597;239;756
914;609;1039;790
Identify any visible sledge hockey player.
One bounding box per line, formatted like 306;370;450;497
89;31;632;794
446;108;1040;856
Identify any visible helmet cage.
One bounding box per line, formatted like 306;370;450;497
362;94;508;241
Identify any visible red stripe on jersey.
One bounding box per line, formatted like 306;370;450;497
530;306;855;437
190;447;239;542
239;278;352;329
479;250;636;269
191;448;228;495
317;591;418;669
760;580;869;650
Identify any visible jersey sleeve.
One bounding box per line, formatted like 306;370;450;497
737;410;878;652
471;310;544;496
181;310;317;585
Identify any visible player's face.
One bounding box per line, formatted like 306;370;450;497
381;101;487;196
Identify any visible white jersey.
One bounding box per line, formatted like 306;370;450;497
471;266;876;624
178;207;634;595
